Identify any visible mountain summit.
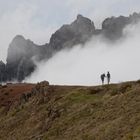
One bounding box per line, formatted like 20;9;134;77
49;14;95;51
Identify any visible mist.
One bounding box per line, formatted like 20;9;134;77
26;22;140;85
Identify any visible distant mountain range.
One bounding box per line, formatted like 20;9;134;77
0;12;140;82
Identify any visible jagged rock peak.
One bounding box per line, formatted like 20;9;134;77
9;35;28;51
12;35;26;43
7;34;37;64
72;14;95;34
49;14;95;51
75;14;95;26
11;35;35;46
77;14;84;19
130;12;140;17
129;12;140;23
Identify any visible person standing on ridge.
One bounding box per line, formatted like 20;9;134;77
107;71;111;84
101;73;106;85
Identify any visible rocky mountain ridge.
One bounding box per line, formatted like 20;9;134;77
0;12;140;82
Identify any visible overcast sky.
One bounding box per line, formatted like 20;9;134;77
0;0;140;62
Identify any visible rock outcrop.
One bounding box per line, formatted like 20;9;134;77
102;13;140;40
102;16;130;40
49;14;95;51
6;35;49;82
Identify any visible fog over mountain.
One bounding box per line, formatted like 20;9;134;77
0;12;140;85
26;20;140;85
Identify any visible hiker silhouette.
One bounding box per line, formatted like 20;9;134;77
100;73;106;85
107;71;111;84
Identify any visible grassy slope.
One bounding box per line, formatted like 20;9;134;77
0;81;140;140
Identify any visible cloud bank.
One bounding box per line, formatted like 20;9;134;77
26;22;140;85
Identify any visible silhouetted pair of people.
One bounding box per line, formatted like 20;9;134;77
100;72;111;85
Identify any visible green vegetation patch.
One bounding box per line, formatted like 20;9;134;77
65;87;103;103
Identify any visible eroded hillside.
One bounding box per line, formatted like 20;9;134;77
0;81;140;140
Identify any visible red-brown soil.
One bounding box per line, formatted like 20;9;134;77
0;83;35;108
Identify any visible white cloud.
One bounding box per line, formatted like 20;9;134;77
26;22;140;85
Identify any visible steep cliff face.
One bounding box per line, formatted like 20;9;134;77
1;12;140;82
6;35;48;82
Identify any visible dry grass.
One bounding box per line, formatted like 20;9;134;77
0;81;140;140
